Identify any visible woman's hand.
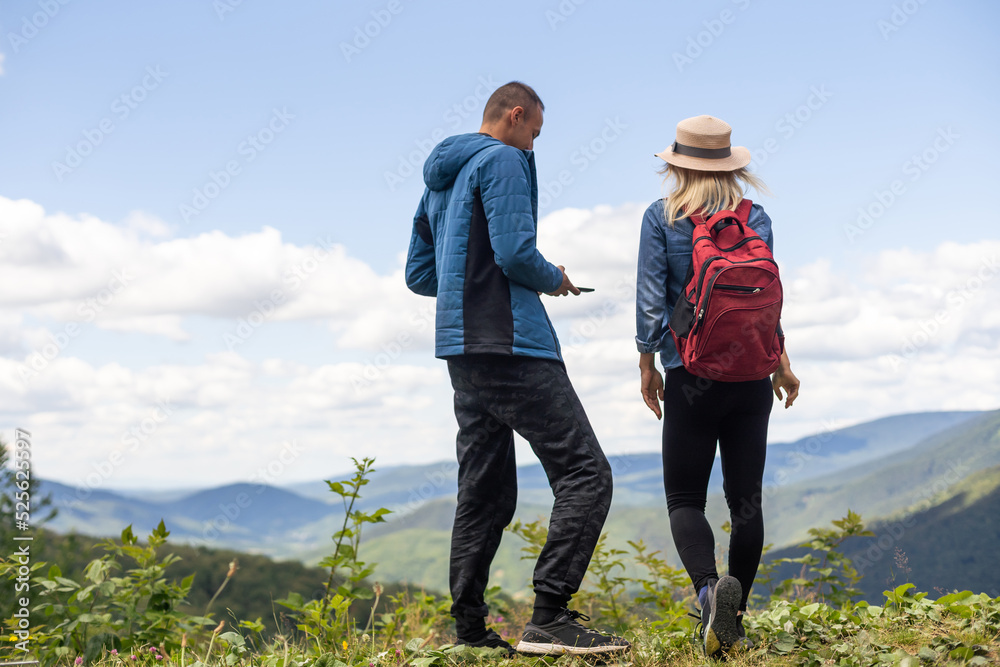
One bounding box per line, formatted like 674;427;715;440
639;353;664;420
772;350;799;409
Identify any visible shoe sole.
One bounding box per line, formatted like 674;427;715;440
705;576;742;656
515;640;630;656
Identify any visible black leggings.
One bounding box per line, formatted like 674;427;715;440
662;366;773;611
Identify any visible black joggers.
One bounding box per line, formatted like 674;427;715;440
446;354;612;635
662;365;773;611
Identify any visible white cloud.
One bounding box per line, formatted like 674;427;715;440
0;195;432;351
1;196;997;489
0;52;5;76
0;352;451;490
122;210;173;238
97;315;190;340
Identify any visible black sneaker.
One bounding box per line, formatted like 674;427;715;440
515;609;630;656
456;629;515;657
701;576;742;658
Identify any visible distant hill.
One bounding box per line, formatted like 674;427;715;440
756;408;1000;547
0;529;408;637
41;480;334;558
767;462;1000;601
287;410;984;510
32;409;998;594
358;409;1000;593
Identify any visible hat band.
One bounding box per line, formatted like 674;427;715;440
672;141;732;159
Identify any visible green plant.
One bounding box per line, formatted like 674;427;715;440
378;589;453;649
320;458;391;613
1;521;212;665
276;457;390;653
628;539;693;630
8;455;1000;667
509;520;636;630
579;534;630;629
0;433;57;624
771;509;873;607
506;517;547;564
749;541;778;605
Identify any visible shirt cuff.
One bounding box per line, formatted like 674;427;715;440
635;337;660;354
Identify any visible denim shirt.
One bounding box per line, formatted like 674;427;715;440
635;198;776;369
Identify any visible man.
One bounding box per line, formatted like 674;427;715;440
405;82;628;656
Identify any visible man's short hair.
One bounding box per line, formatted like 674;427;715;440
482;81;544;123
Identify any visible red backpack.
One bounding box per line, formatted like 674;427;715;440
668;199;784;381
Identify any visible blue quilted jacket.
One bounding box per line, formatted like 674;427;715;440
405;133;564;360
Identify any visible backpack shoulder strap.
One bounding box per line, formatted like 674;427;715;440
702;198;753;235
734;198;753;223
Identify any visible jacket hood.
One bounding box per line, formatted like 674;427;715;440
423;133;503;192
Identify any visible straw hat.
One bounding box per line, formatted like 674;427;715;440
655;115;750;172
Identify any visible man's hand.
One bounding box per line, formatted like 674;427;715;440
546;266;582;297
639;353;663;420
772;350;800;409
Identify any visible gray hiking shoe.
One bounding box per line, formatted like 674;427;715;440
701;576;742;658
732;613;755;651
515;609;630;656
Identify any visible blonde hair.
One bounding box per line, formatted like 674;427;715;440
660;164;771;226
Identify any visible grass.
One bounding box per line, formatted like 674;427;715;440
25;589;999;667
5;461;999;667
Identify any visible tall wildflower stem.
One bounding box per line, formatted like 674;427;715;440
203;620;225;665
364;582;383;636
204;559;238;616
320;488;360;618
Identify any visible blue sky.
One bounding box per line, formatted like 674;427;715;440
1;0;998;490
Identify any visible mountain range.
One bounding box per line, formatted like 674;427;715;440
36;408;1000;596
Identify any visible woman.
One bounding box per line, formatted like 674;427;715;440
635;115;800;657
